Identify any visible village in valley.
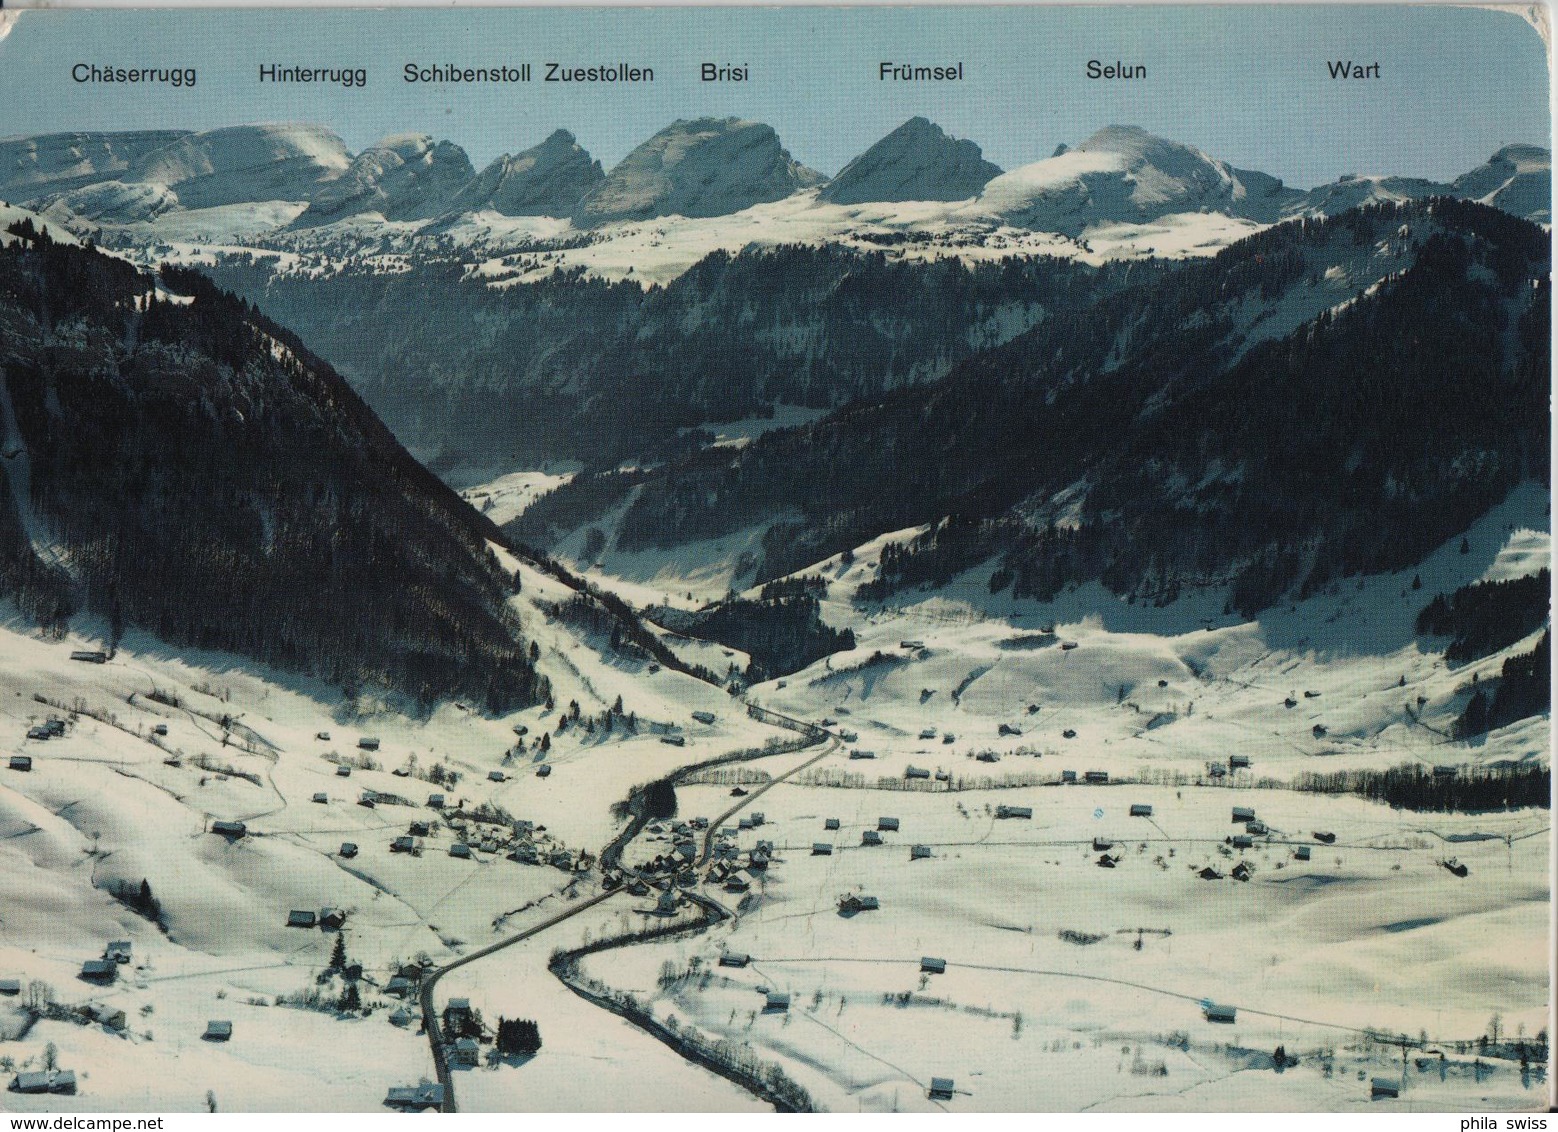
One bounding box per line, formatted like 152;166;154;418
0;5;1550;1111
0;490;1548;1113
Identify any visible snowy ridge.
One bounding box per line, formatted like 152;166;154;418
1450;144;1552;223
15;121;1550;288
0;130;190;201
972;126;1267;235
124;124;353;210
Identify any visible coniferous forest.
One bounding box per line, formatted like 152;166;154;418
542;201;1547;607
206;243;1155;472
0;221;548;712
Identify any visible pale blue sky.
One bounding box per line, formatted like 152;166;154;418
0;6;1548;186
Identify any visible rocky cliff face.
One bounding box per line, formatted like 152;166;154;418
296;133;474;225
447;130;604;217
573;117;824;226
820;117;1001;205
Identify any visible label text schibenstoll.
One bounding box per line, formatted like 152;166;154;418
404;63;530;82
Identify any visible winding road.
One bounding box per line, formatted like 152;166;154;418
416;704;833;1112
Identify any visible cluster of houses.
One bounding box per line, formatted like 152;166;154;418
23;717;66;743
286;907;347;930
9;718;69;769
383;959;435;1002
607;815;774;912
79;939;134;984
377;807;582;874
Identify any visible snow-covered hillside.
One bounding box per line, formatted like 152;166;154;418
0;130;189;202
0;543;778;1111
545;485;1551;1113
1452;144;1552;223
0;471;1546;1113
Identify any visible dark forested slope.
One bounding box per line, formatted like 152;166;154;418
206;244;1157;470
538;200;1549;604
0;219;548;712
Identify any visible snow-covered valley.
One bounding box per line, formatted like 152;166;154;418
0;477;1547;1112
0;60;1549;1113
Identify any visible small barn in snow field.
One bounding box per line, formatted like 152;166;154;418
11;1070;76;1095
385;1083;444;1110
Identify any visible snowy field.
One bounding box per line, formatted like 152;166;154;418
74;190;1260;298
457;467;578;527
0;485;1548;1111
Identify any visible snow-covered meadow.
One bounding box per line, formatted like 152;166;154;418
0;485;1547;1111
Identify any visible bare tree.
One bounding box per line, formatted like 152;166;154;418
24;980;53;1012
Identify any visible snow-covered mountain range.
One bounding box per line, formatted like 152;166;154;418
0;121;1548;1119
4;120;1547;278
